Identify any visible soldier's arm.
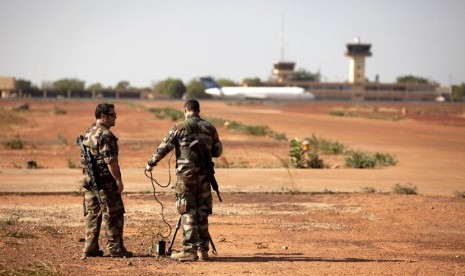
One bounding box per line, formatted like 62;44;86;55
100;134;124;193
210;126;222;158
108;159;124;194
147;124;179;167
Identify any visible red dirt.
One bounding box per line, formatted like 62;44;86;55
1;99;465;275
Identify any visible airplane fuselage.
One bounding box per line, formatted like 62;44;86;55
205;86;315;100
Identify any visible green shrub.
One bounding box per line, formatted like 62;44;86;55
53;107;67;115
374;152;398;166
345;151;377;168
345;151;397;168
288;138;325;169
280;185;302;195
230;162;249;168
205;116;226;126
289;138;306;168
216;119;270;136
322;188;336;194
306;134;346;154
206;116;286;140
392;183;417;195
269;131;287;141
368;114;405;121
361;186;376;194
329;110;357;117
27;160;38;169
241;125;269;136
329;110;345;116
0;261;64;276
149;107;184;121
308;153;324;168
67;160;77;169
2;231;37;239
454;191;465;198
290;134;397;170
0;212;20;226
4;136;24;149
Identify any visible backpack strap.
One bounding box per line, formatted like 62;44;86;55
182;118;196;135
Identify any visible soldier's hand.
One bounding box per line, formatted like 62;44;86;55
116;181;124;194
145;164;154;172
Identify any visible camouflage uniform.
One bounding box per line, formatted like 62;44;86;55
148;113;222;254
81;122;126;256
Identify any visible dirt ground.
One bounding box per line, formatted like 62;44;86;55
1;99;465;275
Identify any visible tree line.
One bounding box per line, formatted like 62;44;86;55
13;72;465;101
14;71;319;99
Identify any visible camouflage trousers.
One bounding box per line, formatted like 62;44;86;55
83;188;125;255
175;177;213;253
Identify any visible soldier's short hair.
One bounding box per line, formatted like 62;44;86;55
184;99;200;112
95;103;115;119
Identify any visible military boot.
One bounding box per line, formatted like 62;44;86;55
109;247;133;258
170;251;198;262
198;250;209;261
81;249;104;260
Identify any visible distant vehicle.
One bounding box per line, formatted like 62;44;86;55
199;77;315;100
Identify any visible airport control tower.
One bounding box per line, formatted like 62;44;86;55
346;36;372;84
273;61;295;84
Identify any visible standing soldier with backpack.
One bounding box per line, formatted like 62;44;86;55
145;99;223;261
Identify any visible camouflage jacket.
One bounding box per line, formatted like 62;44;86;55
82;121;119;180
148;113;222;181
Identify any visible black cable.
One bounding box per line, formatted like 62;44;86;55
144;152;174;248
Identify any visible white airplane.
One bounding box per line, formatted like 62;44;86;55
200;77;315;100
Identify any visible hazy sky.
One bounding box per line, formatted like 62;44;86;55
1;0;464;88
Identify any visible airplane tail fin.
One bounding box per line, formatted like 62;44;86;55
199;77;221;89
200;76;224;97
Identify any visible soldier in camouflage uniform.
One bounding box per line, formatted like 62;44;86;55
145;99;222;262
81;103;132;259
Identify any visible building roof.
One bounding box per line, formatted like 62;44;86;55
0;77;16;90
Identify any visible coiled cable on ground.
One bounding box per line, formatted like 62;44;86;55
143;152;174;254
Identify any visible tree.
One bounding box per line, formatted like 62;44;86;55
242;77;263;86
452;83;465;101
115;81;130;91
53;78;85;91
88;83;104;91
291;69;321;81
217;78;237;87
16;79;33;91
184;79;210;99
155;78;186;99
396;75;430;84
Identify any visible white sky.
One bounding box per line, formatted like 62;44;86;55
1;0;464;88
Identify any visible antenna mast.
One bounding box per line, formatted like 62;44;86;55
273;13;295;84
280;13;285;61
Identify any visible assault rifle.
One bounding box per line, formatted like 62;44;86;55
208;163;222;203
77;135;102;205
189;140;222;202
